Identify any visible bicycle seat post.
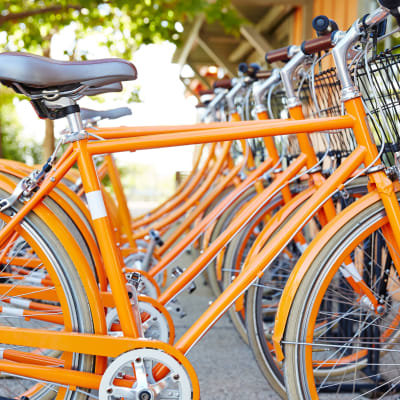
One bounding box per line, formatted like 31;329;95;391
65;99;84;134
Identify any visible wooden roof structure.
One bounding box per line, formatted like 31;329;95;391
173;0;373;97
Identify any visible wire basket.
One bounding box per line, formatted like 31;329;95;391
256;45;400;171
355;46;400;167
300;66;357;165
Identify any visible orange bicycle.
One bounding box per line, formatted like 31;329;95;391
0;3;398;397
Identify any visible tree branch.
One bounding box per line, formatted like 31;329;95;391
0;5;83;24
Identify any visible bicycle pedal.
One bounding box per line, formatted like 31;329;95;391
125;272;142;300
149;229;164;247
126;271;141;289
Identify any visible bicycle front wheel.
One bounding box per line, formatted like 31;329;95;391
283;193;400;399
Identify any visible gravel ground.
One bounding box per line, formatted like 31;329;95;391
169;250;281;400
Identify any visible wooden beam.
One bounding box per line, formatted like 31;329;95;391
256;5;293;32
290;6;303;45
229;5;293;63
246;50;265;64
274;14;291;44
205;36;239;44
197;37;236;77
239;25;274;58
175;15;205;67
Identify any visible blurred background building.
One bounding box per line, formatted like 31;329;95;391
174;0;377;98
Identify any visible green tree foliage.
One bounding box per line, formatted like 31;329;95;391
0;0;241;58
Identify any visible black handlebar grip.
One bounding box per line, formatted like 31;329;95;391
312;15;329;33
238;62;248;74
378;0;400;8
247;63;260;78
249;63;260;72
312;15;339;36
238;62;260;77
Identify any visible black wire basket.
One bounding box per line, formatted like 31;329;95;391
300;67;357;164
355;46;400;167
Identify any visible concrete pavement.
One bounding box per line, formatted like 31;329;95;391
170;250;281;399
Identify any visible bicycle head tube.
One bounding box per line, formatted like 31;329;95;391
202;88;228;121
279;46;304;109
252;69;281;114
226;78;245;114
332;6;389;101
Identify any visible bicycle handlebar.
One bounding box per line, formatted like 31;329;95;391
266;32;333;63
267;2;393;64
198;89;214;96
301;33;334;54
265;46;291;64
255;70;272;80
377;0;400;25
213;79;232;90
